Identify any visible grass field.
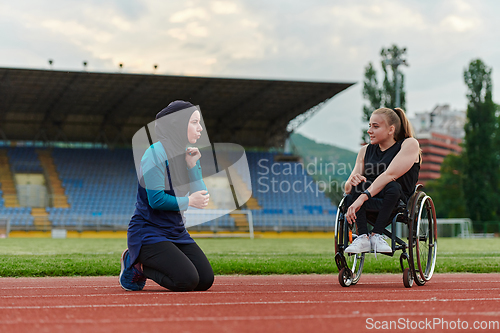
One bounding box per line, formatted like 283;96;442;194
0;238;499;277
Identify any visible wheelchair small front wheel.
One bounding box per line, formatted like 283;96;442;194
339;267;353;287
403;268;413;288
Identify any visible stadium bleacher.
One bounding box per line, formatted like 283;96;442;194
0;148;40;226
247;152;336;230
7;147;44;173
0;147;337;231
0;206;33;227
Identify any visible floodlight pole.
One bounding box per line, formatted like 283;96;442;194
384;54;408;108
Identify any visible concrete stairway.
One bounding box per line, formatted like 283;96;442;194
230;211;250;231
244;197;261;210
0;149;20;207
31;207;51;230
37;150;70;208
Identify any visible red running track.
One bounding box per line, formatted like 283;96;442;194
0;274;499;333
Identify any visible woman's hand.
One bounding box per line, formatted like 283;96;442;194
345;196;366;225
188;190;209;209
348;173;366;187
185;147;201;169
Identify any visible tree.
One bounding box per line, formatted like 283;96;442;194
362;63;381;143
380;45;407;110
361;44;407;143
462;59;500;222
424;154;467;218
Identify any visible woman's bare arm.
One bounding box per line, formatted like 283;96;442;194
344;145;367;194
344;138;420;225
363;138;420;198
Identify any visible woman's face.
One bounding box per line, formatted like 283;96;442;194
187;110;203;144
367;113;394;145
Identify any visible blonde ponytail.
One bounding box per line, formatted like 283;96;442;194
373;107;414;141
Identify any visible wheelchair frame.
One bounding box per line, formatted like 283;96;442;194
334;184;438;288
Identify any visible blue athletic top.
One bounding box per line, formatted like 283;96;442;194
127;141;207;265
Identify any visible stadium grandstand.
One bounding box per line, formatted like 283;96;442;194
0;67;354;237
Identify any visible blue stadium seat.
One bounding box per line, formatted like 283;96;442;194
1;148;337;230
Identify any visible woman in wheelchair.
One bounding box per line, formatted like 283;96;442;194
344;107;420;254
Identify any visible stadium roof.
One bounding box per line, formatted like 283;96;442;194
0;67;354;148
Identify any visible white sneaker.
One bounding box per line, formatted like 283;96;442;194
370;234;392;253
345;234;370;253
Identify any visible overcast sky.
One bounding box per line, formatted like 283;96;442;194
2;0;500;151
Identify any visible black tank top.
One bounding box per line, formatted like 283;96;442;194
364;139;420;201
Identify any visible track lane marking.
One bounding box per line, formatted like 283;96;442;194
0;297;499;310
2;280;500;290
1;311;500;325
2;287;500;298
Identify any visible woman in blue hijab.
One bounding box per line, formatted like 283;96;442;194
120;100;214;292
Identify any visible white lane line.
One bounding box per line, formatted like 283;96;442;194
0;297;499;310
0;283;336;289
2;279;499;289
0;286;116;290
214;280;500;285
1;311;500;325
2;280;499;290
2;288;500;299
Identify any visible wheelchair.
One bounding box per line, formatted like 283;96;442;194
334;184;437;288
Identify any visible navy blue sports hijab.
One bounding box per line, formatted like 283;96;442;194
155;100;198;196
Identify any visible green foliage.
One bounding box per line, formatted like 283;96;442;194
361;44;407;143
362;62;381;143
419;59;500;223
463;59;500;222
425;154;467;218
380;45;407;110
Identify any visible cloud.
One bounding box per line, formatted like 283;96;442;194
1;0;500;150
211;1;239;14
169;8;209;23
41;20;114;44
440;15;480;33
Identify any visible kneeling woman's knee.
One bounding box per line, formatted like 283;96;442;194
195;271;214;291
172;272;200;292
171;270;214;292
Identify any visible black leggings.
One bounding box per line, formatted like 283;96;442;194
345;181;404;235
138;241;214;292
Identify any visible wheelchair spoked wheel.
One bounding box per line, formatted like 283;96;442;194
334;197;365;287
344;251;365;286
409;192;438;286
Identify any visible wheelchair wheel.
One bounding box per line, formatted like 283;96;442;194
409;192;438;285
346;252;364;285
403;268;413;288
339;267;353;287
334;197;365;286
